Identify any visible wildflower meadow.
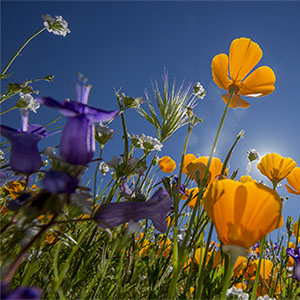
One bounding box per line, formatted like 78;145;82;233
1;6;300;300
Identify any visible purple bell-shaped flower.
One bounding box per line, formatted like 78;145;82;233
37;75;118;165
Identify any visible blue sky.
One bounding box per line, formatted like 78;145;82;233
1;2;300;229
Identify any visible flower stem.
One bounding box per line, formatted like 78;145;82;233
166;118;194;299
0;106;17;116
1;27;46;77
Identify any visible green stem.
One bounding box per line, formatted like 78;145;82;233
195;221;214;299
181;88;236;253
167;119;194;299
250;238;265;300
116;97;129;162
93;146;103;205
1;27;46;76
0;106;17;115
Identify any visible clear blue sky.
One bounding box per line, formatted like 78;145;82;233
1;2;300;228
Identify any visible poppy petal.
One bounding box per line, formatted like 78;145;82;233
222;93;250;109
211;53;232;91
229;38;262;82
239;66;276;97
285;167;300;194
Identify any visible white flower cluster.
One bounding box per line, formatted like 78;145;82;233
247;149;260;162
99;162;109;175
42;14;71;37
18;93;40;113
226;287;249;300
95;123;114;145
129;133;163;152
193;82;206;99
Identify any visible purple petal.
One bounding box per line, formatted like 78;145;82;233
60;116;95;165
1;283;42;300
95;187;172;233
42;170;78;194
0;127;43;174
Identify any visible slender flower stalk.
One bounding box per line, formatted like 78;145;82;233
1;28;46;77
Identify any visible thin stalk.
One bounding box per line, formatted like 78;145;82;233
0;106;17;116
1;27;46;76
93;146;103;205
167;119;194;299
250;238;265;300
116;97;129;162
195;221;214;299
181;88;236;253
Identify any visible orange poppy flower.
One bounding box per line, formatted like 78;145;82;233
181;187;200;209
204;179;283;250
186;156;228;186
257;153;297;186
284;167;300;195
159;156;176;173
239;175;256;183
182;153;197;175
212;37;276;108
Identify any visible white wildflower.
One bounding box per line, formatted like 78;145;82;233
95;123;114;145
139;134;163;152
99;161;109;175
18;93;40;113
247;149;259;162
42;14;71;37
193;82;206;99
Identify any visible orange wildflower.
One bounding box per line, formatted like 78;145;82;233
257;153;297;186
212;37;276;108
284;167;300;195
182;153;197;175
158;156;176;173
186;156;228;186
239;175;256;183
204;179;283;250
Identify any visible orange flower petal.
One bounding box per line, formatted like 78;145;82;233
159;156;176;173
257;153;297;184
229;38;262;82
239;66;276;97
182;153;197;175
285;167;300;195
204;180;283;249
222;93;250;108
211;53;232;91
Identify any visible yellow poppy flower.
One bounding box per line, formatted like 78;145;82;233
245;258;273;280
194;247;221;269
186;156;228;186
159;156;176;173
239;175;256;183
257;153;297;186
212;37;276;108
182;187;200;209
182;153;197;175
284;167;300;195
293;221;300;239
204;179;283;250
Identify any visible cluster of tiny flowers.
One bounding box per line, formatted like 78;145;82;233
95;123;114;145
129;133;162;152
193;82;206;99
18;93;40;113
42;14;71;37
226;287;249;300
247;149;260;162
99;162;109;175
